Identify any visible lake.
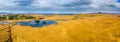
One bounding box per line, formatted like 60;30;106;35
17;20;57;27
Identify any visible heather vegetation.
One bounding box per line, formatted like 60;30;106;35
0;14;35;20
0;14;120;42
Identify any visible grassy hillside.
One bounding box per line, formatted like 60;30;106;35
11;14;120;42
0;25;10;42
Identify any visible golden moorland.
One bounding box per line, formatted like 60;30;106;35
0;14;120;42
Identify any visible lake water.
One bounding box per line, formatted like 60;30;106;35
17;20;57;27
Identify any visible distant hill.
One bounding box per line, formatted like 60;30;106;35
0;12;119;14
0;12;12;14
88;12;120;14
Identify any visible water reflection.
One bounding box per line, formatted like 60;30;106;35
17;20;57;27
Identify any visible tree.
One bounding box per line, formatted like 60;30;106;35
26;16;35;19
0;17;6;20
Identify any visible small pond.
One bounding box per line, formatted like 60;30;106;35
17;20;57;27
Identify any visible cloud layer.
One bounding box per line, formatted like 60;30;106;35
0;0;120;13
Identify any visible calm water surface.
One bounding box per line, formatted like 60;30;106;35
17;20;57;27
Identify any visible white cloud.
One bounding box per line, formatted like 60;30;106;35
31;0;120;9
0;0;18;10
0;0;17;7
90;0;120;8
31;0;79;8
0;0;120;13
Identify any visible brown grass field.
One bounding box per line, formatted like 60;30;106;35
1;14;120;42
0;25;10;42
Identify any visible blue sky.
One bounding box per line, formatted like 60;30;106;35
0;0;120;14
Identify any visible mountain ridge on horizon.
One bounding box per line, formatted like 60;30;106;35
0;12;120;14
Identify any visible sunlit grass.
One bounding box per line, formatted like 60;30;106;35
11;14;120;42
